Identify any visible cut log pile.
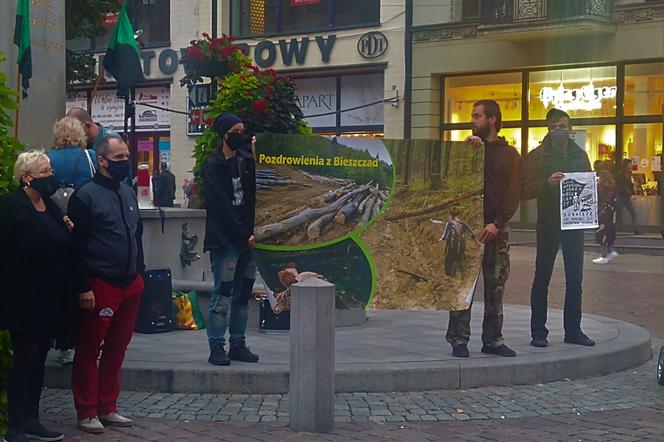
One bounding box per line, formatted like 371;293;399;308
255;169;310;190
255;179;390;242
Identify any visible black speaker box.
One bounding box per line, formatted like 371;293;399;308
259;298;290;331
135;268;174;334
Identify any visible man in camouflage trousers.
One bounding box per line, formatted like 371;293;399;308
446;100;522;358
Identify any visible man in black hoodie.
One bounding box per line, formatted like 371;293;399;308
446;100;522;358
523;108;595;348
202;113;259;366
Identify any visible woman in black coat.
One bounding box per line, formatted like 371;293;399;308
0;150;73;442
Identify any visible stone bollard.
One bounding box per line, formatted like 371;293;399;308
289;278;335;433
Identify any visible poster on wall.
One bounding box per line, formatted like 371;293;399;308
652;156;662;173
560;172;598;231
65;93;88;113
254;134;484;312
89;88;171;132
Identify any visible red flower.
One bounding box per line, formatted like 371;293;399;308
220;46;237;58
251;65;260;73
253;99;268;113
265;84;272;96
187;46;205;63
205;118;213;126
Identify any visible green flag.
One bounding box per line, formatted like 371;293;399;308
13;0;31;98
103;1;144;97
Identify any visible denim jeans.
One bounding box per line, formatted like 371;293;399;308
207;243;256;347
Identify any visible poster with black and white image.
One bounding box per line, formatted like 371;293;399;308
560;172;598;230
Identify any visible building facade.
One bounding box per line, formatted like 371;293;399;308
67;0;406;203
410;0;664;231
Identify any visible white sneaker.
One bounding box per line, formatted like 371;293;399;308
99;412;133;427
607;251;619;262
78;417;104;434
592;257;609;264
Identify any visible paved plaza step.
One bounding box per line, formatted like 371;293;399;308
44;305;651;394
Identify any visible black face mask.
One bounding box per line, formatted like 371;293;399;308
103;158;131;182
25;175;58;197
226;133;250;151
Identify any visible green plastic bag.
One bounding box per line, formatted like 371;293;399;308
188;290;206;330
172;291;206;330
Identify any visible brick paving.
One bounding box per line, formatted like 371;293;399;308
38;247;664;440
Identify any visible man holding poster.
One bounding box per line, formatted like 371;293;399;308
523;108;595;348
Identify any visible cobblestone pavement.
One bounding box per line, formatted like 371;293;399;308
41;352;664;426
40;248;664;440
42;405;664;441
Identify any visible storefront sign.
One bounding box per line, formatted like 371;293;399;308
294;73;384;129
357;31;388;59
539;83;617;111
237;34;337;68
68;87;171;132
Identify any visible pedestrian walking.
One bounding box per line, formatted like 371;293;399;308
446;100;522;358
593;170;618;265
202;113;259;366
523;108;595;348
0;151;73;442
67;136;145;434
155;161;176;207
614;158;640;234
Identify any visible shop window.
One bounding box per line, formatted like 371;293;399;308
624;62;664;117
528;66;616;120
443;128;522;153
443;72;522;125
231;0;380;37
93;0;170;49
623;124;662;196
462;0;480;21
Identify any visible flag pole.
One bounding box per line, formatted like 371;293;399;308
89;64;105;114
14;67;21;138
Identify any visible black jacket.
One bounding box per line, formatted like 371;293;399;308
68;174;145;293
203;149;256;250
522;135;591;231
483;137;522;229
155;170;176;207
0;189;72;336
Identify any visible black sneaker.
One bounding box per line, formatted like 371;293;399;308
564;332;595;346
23;419;63;441
481;344;516;357
452;344;469;358
530;337;548;348
229;344;259;362
3;428;29;442
208;342;230;366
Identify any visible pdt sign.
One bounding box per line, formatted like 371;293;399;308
357;31;388;59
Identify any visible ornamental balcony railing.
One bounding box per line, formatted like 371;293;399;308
475;0;613;25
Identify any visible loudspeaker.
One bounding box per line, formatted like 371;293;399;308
259;299;290;331
135;268;174;334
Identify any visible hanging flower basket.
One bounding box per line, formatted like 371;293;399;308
179;33;247;86
198;60;228;78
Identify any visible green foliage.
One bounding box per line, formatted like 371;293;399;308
65;0;122;91
180;34;252;87
190;66;308;184
0;52;21;436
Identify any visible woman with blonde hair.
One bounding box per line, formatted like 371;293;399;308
0;151;72;442
47;116;97;191
47;116;97;366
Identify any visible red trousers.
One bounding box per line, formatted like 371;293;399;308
72;275;143;419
